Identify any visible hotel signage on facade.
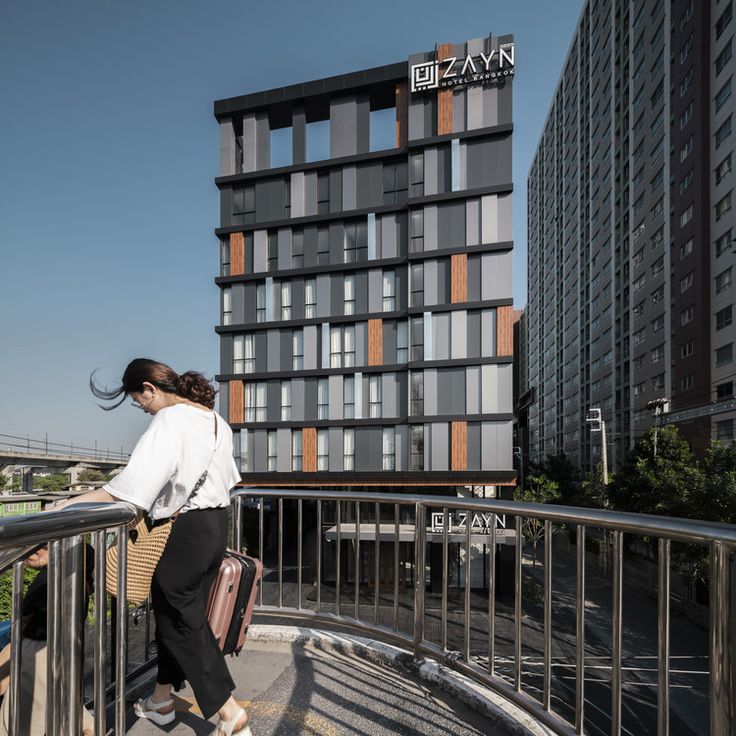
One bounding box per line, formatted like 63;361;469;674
410;43;515;93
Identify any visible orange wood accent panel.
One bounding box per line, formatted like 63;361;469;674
368;318;383;366
395;82;408;148
302;428;317;472
450;253;468;303
451;421;468;471
497;306;514;357
437;43;454;135
230;232;245;276
229;380;244;424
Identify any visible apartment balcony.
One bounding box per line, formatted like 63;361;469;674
0;489;732;735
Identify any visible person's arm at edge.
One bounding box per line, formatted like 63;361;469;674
50;488;118;510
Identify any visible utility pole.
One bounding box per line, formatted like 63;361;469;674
647;397;671;457
586;408;608;485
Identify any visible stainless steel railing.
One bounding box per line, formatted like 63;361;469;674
0;502;139;735
232;487;736;736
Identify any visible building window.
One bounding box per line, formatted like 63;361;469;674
716;40;732;77
343;221;367;263
234;334;255;374
680;238;694;260
716;116;732;149
267;430;277;472
410;263;425;308
268;232;278;272
633;275;646;293
681;306;694;325
343;376;355;419
679;0;694;30
410;371;424;415
317;227;330;265
411;317;424;361
681;341;694;358
680;205;694;228
256;283;266;323
369;375;382;418
245;382;267;422
681;375;695;391
382;270;396;311
383;162;408;205
317;173;329;215
651;197;664;219
716;154;732;186
281;282;292;320
292;230;304;268
222;287;232;326
717;305;733;330
679;34;693;64
221;239;231;276
651;256;664;277
652;374;665;391
344;325;355;367
343;428;355;470
679;170;694;194
633;301;645;317
397;321;408;363
716;4;733;40
382;427;395;471
717;267;733;293
716;192;732;221
716;230;733;257
651;314;665;332
716;420;735;442
717;381;734;399
716;343;734;366
232;186;255;226
680;135;694;162
651;344;665;363
679;68;694;98
716;77;733;113
292;330;304;370
317;429;329;471
344;274;355;315
410;425;424;471
680;102;693;130
652;285;665;303
318;378;329;420
410;209;424;252
281;380;292;421
330;327;342;368
291;430;302;471
305;278;317;318
634;327;646;347
633;381;646;397
409;153;424;197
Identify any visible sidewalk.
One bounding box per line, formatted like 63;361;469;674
124;634;522;736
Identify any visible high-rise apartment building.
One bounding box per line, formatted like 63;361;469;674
525;0;735;471
214;36;517;491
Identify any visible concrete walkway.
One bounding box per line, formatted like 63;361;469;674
124;634;523;736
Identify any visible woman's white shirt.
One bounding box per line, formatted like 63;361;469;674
104;404;241;520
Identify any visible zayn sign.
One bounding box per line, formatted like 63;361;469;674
410;43;515;93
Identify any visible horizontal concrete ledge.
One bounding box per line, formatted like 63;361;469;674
248;624;555;736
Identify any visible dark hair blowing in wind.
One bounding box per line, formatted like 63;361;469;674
90;358;216;410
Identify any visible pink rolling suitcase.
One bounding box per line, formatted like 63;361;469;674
206;550;263;655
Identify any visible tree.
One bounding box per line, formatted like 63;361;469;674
77;469;109;484
515;473;560;585
0;474;8;492
532;453;582;506
33;473;70;494
607;426;702;518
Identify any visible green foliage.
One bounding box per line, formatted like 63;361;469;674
77;469;109;483
580;464;610;509
0;475;8;492
33;473;70;493
0;567;39;620
528;453;582;506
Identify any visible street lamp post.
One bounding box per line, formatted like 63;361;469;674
586;408;608;485
647;398;671;457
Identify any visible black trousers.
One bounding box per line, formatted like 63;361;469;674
151;507;234;719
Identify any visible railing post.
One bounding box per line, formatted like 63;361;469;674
233;495;243;553
710;540;736;735
94;530;108;736
413;502;426;660
46;540;63;735
8;561;24;736
115;524;128;735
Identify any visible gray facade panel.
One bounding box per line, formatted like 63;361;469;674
466;366;480;414
329;375;343;421
424;148;438;196
331;274;344;316
220;121;235;176
466;311;481;358
243;114;256;173
481;310;496;357
368;269;382;313
437;368;465;416
330;96;357;159
433;313;450;360
267;330;281;371
437;202;466;248
253;430;267;473
424;369;437;415
424;261;438;305
466;199;480;246
267;381;280;422
343;166;357;210
304;172;318;216
304;325;318;370
451;311;467;359
329;427;343;472
255;332;268;372
355;323;366;366
381;215;397;258
424;206;438;250
383;372;397;418
383;320;397;365
356;272;368;315
304;377;317;419
316;275;331;318
232;285;245;326
292;379;305;422
276;428;291;473
481;252;513;300
277;229;291;271
430;422;449;471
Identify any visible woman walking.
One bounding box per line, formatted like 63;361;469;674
61;358;249;736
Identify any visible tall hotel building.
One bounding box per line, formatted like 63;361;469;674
213;36;516;491
525;0;735;471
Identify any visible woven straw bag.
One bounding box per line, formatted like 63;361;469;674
105;516;173;605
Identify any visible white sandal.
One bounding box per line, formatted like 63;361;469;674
133;695;176;725
212;705;252;736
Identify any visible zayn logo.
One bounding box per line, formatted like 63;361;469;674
410;61;440;93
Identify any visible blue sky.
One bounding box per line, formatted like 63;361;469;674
0;0;584;454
